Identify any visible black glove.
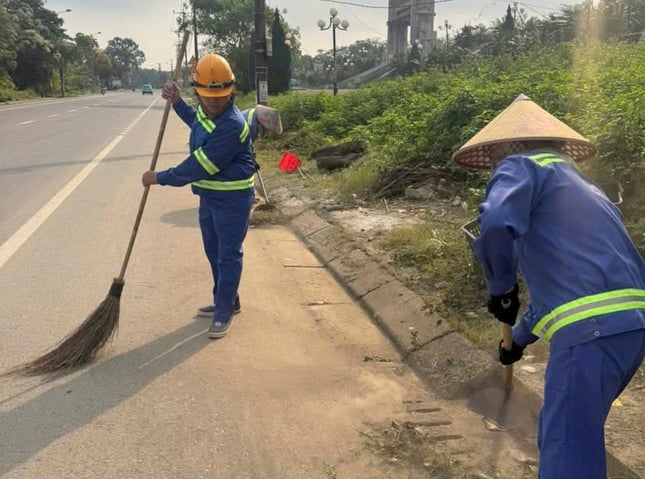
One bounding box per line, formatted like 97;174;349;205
488;283;520;325
498;340;524;365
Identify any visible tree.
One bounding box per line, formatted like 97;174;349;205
342;39;386;78
0;2;18;82
2;0;67;93
186;0;300;94
186;0;255;92
94;50;114;89
405;41;422;75
268;8;291;94
501;4;515;41
105;37;145;87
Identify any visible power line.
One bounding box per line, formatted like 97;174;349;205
319;0;458;9
319;0;388;9
345;7;387;37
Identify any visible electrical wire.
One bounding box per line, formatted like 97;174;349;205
345;7;387;37
319;0;458;9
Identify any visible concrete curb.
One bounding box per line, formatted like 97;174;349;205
283;204;641;478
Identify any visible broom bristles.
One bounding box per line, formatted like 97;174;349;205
253;203;276;212
9;279;124;377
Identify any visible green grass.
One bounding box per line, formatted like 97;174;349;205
383;218;501;347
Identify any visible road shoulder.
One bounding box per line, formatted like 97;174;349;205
262;185;644;479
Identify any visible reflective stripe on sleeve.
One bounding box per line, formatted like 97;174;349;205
527;153;566;167
196;105;216;133
239;121;249;143
531;289;645;341
192;176;255;191
194;147;219;175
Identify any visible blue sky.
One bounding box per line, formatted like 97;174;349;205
45;0;581;69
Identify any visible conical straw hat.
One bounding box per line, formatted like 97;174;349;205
452;94;597;169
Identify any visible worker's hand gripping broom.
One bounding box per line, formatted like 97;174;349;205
499;295;518;394
10;32;191;377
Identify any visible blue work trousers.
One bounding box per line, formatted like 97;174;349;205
538;328;645;479
198;189;254;323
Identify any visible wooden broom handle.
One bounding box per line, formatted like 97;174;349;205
117;31;191;281
501;323;514;392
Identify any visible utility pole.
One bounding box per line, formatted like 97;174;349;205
173;8;190;86
254;0;268;105
444;20;451;51
192;1;199;61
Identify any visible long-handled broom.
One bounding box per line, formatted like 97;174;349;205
10;32;191;377
500;322;514;393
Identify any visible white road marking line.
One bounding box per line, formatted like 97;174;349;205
0;93;130;112
0;99;68;111
68;109;77;113
18;120;35;125
0;97;161;271
48;114;60;118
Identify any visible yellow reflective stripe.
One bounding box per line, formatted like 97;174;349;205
194;147;219;175
527;153;566;167
537;158;566;167
192;177;255;191
532;289;645;341
196;105;216;133
542;302;645;341
246;108;255;123
239;121;249;143
197;110;216;133
528;153;557;161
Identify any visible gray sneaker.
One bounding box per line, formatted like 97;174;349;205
197;301;241;317
207;320;232;339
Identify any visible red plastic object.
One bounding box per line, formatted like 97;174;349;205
278;151;301;173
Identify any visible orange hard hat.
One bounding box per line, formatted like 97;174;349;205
192;53;235;98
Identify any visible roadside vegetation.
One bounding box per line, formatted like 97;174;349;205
254;38;644;350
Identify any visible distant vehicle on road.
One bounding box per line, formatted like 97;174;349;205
142;84;154;95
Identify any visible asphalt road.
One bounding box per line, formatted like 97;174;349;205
0;93;535;478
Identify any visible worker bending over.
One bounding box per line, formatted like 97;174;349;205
452;94;645;479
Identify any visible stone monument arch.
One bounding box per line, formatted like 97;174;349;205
387;0;437;57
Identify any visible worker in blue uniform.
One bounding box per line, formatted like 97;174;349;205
142;53;255;339
240;105;283;207
452;94;645;478
241;107;262;205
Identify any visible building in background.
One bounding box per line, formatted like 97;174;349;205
388;0;437;57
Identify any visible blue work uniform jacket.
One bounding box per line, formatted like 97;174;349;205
473;149;645;352
156;99;256;195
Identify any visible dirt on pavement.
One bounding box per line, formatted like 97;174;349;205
253;179;644;479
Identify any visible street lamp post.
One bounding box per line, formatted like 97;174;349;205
284;32;294;90
54;9;72;97
317;8;349;95
90;32;102;92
